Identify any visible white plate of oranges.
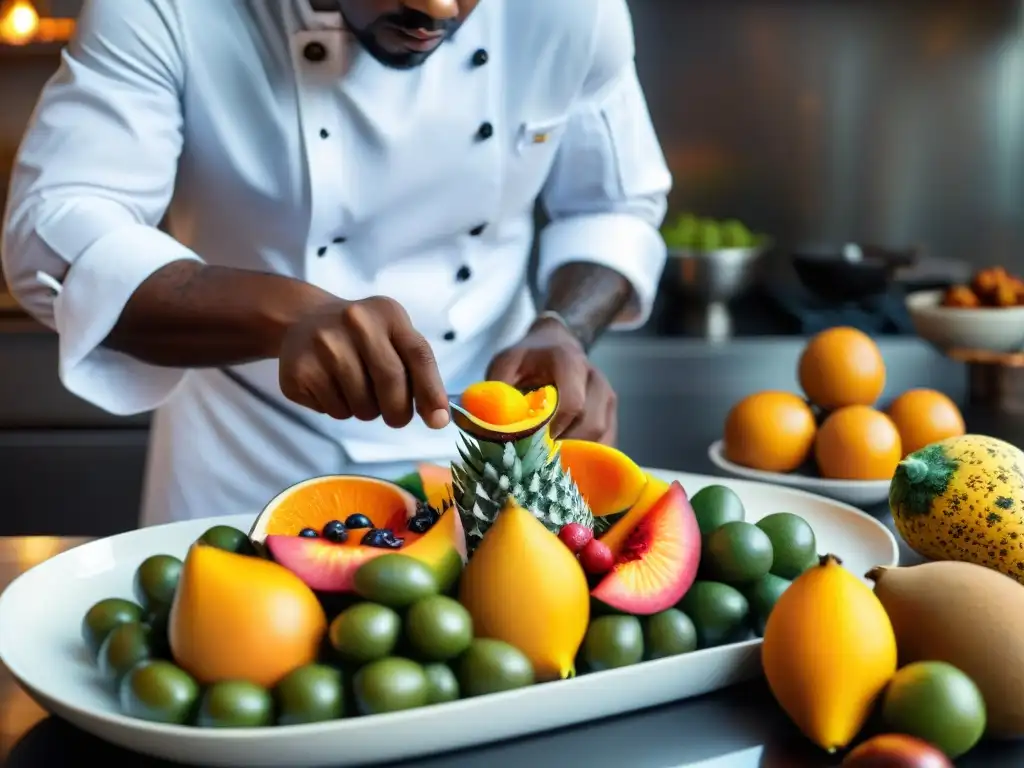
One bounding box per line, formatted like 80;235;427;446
709;327;967;508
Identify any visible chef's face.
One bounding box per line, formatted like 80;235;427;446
339;0;481;69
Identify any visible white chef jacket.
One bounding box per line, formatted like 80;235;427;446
2;0;671;526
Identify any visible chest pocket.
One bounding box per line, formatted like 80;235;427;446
502;116;571;210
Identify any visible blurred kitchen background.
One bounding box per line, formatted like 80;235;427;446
0;0;1020;534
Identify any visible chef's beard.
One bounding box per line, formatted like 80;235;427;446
343;6;461;70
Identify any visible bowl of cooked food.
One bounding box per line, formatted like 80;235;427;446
906;266;1024;354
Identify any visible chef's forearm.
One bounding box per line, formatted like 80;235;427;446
104;260;337;367
541;263;633;350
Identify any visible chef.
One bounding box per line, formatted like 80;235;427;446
1;0;671;526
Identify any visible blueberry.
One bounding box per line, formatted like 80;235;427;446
361;528;405;549
299;528;319;539
322;520;348;543
416;502;440;523
344;514;373;530
407;515;434;534
361;529;387;548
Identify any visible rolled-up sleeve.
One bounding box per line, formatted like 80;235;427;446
1;0;202;415
537;0;672;330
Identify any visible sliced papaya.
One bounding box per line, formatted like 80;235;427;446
265;507;466;594
452;382;558;443
249;475;417;544
250;475;466;594
558;440;647;518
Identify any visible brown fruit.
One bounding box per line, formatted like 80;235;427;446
886;389;965;457
723;391;816;473
814;406;902;481
842;734;953;768
799;327;886;410
868;561;1024;738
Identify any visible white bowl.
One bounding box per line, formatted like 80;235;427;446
906;289;1024;354
708;441;891;507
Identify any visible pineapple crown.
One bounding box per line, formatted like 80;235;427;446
451;427;594;550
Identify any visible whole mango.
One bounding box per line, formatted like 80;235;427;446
169;544;326;688
458;498;589;680
762;554;897;752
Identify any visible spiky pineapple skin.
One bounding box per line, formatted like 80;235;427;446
452;428;592;551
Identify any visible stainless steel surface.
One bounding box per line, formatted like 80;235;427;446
667;246;768;341
629;0;1024;271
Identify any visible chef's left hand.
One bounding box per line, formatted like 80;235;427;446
486;317;617;444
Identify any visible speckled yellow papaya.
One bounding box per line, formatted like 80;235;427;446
889;434;1024;582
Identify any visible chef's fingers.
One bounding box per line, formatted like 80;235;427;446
282;351;352;420
598;381;619;446
347;319;414;429
548;350;589;438
485;347;524;385
391;329;449;430
560;367;613;441
356;296;447;430
324;314;380;421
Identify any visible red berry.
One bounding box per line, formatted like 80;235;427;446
579;539;615;575
558;523;593;554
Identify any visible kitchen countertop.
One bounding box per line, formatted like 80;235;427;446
3;404;1024;766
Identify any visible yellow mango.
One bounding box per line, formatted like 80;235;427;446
458;498;590;681
169;544;326;688
762;554;897;752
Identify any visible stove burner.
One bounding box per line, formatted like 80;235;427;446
766;284;915;336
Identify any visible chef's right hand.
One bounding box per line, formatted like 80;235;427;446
278;296;451;430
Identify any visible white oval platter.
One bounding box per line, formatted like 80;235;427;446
0;468;898;767
708;440;892;507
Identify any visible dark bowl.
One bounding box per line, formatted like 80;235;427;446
792;244;917;303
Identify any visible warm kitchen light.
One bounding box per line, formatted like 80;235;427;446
0;0;40;46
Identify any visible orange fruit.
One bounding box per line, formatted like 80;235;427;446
798;327;886;410
886;389;966;457
169;544;327;688
814;406;902;481
723;391;817;473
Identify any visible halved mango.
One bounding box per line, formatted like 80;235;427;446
591;481;702;616
557;439;648;518
452;382;558;443
599;474;671;557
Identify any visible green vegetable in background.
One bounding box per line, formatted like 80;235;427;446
661;213;764;251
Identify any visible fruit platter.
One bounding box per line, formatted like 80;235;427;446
0;381;901;766
712;326;968;506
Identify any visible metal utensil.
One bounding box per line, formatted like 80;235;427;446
447;395;470;421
